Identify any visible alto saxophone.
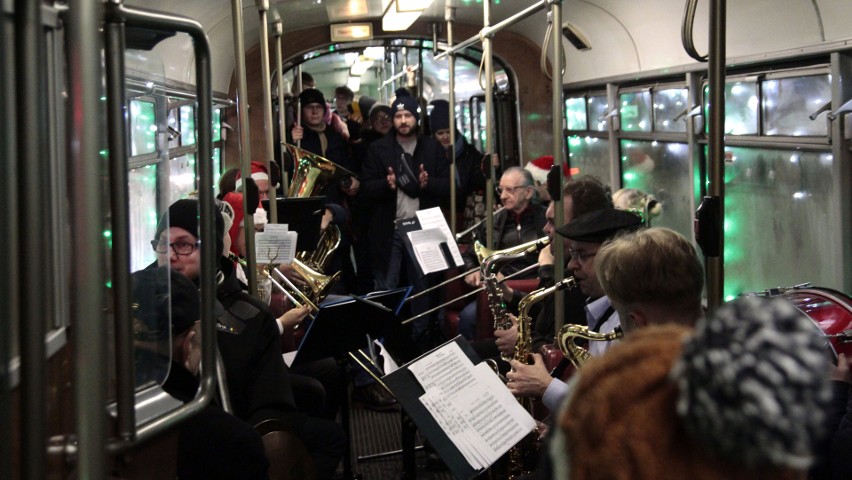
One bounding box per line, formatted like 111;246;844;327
479;237;549;360
556;323;624;369
504;276;576;479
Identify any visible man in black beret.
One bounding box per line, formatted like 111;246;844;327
131;267;270;479
505;208;642;412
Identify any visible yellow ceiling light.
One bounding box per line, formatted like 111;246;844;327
382;0;425;32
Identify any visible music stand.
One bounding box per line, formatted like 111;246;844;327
261;196;324;252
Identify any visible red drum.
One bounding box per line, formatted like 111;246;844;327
781;287;852;358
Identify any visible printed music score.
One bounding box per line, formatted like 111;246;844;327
400;207;465;275
255;223;297;264
407;341;535;470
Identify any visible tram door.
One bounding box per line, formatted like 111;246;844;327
469;92;520;169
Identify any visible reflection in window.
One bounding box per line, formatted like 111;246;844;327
619;140;693;239
212;148;221;193
653;88;688;133
167;109;180;149
619;91;652;132
704;81;758;135
169;154;196;205
567;136;609;183
588;95;609;132
722;147;838;298
762;75;830;136
565;96;587;131
213;108;222;143
180;105;196;145
130;100;157;156
129;165;159;272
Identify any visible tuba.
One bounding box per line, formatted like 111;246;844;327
556;323;624;369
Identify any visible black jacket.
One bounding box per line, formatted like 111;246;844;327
359;132;451;275
463;204;548;278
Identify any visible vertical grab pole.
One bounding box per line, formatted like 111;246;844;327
256;0;278;222
104;5;136;444
231;0;258;295
273;13;289;194
550;0;566;331
295;65;303;149
17;0;52;476
446;5;457;237
483;0;495;249
705;0;726;311
67;0;108;476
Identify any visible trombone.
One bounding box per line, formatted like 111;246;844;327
454;206;506;241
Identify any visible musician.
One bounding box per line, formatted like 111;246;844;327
506;208;641;412
554;297;832;480
457;166;547;340
360;94;451;348
151;199;345;479
131;267;270;479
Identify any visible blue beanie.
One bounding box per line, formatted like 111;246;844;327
392;96;420;122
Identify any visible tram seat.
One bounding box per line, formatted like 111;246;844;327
473;278;540;340
255;419;318;480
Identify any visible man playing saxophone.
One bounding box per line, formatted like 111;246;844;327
505;208;642;412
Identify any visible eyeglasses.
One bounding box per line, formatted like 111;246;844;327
495;184;530;195
151;240;200;256
567;249;597;265
373;114;391;122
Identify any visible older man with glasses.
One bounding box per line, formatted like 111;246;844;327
456;166;548;341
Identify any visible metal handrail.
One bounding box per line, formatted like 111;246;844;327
104;2;218;451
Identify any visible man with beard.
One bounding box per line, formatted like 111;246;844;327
360;95;451;349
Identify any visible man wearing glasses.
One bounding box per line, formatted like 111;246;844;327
457;166;548;340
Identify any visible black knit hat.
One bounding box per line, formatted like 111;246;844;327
392;95;420;122
556;208;642;243
154;199;225;258
299;88;326;110
428;99;451;133
131;267;199;340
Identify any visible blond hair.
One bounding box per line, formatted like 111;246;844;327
595;227;703;322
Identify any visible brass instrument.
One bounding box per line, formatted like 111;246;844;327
295;224;340;273
229;252;319;314
283;143;354;198
288;258;340;306
400;237;549;325
556;323;624;369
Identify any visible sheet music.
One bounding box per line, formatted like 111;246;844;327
255;224;297;264
408;341;536;469
407;228;449;274
415;207;464;266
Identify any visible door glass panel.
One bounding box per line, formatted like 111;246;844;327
168;153;197;205
565;96;587;131
704;81;758;135
129;100;157;155
587;95;609;132
653;88;688;133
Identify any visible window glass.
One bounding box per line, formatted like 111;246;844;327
587;95;609;132
704;81;758;135
762;75;830;136
566;135;609;183
212;148;221;194
619;140;693;238
619;91;652;132
168;153;196;205
722;147;839;298
167;109;180;149
565;96;587;131
653;88;688;133
129;165;159;273
180;105;196;145
212;108;222;143
130;100;157;156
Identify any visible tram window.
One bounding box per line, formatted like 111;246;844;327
587;95;609;132
652;88;688;133
168;154;197;205
213;108;222;143
130;100;157;156
721;147;839;298
619;91;652;132
129;165;159;272
703;81;758;135
180;105;196;146
565;96;587;131
566;135;609;182
762;75;830;136
167;109;180;149
619;140;692;238
213;148;222;193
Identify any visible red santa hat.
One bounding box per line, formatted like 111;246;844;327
234;161;270;191
222;191;267;256
524;155;570;185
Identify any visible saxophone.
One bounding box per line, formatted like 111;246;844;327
556;323;624;369
504;276;577;479
479;236;550;360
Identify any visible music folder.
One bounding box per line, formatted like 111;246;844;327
261;196;325;252
383;336;537;480
291;294;394;367
396;207;464;277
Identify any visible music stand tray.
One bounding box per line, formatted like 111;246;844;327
261;196;324;252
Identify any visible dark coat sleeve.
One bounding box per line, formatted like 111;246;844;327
360;139;395;201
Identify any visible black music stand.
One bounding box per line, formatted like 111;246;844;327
261;196;324;251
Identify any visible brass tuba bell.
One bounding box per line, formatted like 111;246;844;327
282;143;355;198
290;257;341;306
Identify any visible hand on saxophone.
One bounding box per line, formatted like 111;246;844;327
494;314;519;356
506;353;552;398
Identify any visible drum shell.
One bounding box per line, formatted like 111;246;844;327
781;288;852;357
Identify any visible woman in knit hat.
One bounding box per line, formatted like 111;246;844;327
553;296;832;480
